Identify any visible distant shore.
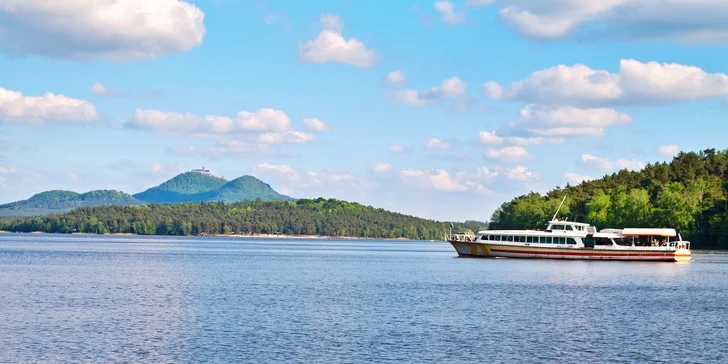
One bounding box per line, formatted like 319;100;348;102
0;230;418;241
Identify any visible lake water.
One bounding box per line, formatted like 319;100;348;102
0;234;726;363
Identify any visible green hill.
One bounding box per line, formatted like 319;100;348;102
0;190;143;218
1;198;466;240
196;176;294;203
132;172;228;203
489;148;728;249
1;170;295;218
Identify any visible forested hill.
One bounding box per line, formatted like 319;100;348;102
489;149;728;249
0;190;143;219
0;198;484;240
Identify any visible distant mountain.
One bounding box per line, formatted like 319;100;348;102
132;172;228;204
0;190;143;218
195;176;294;203
1;170;294;219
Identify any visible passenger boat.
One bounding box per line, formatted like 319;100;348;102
447;198;692;262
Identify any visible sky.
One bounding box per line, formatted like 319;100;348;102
1;0;728;222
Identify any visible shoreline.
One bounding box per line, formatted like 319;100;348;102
0;230;417;241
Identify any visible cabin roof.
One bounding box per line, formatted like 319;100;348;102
622;228;676;237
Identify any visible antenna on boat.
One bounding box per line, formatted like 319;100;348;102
552;196;567;221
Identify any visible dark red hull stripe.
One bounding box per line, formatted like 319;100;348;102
488;248;687;257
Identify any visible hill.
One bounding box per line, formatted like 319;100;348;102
132;172;228;203
489;148;728;249
0;198;471;240
0;190;143;219
0;171;295;218
196;176;294;203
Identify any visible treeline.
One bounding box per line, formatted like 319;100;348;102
0;198;477;240
490;149;728;249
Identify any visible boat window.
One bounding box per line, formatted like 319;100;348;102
493;235;500;241
551;225;564;230
595;237;612;246
517;236;526;243
482;235;489;240
567;238;577;245
540;236;550;244
526;236;537;243
506;236;514;242
554;237;565;244
566;225;574;231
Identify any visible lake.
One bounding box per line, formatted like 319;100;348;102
0;234;726;363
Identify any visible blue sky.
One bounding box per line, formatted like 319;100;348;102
1;0;728;221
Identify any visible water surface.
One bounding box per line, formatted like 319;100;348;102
1;234;726;363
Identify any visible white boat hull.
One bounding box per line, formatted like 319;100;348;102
449;241;692;262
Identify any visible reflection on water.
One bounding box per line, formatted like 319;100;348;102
0;234;726;363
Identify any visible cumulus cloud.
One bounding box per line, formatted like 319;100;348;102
581;154;645;172
564;172;591;185
253;163;301;181
130;108;291;136
368;162;392;174
301;118;331;132
401;167;497;194
479;130;566;146
422;138;453;150
479;131;504;145
66;172;80;181
0;86;98;124
387;144;413;153
505;104;633;137
484;146;532;163
298;14;379;68
506;165;539;182
658;144;680;157
258;131;316;144
383;70;407;85
89;83;118;97
484;59;728;107
434;1;465;24
388;76;473;111
0;0;206;61
495;0;728;44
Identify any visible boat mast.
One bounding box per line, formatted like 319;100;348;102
551;196;567;221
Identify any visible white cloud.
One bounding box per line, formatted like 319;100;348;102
495;1;728;44
368;162;392;173
422;138;453;150
564;172;591;184
253;163;301;181
298;14;379;68
387;144;413;153
130;108;291;136
658;144;680;157
0;86;98;124
401;169;467;192
258;131;316;144
388;76;470;109
485;146;532;163
465;0;494;8
383;70;407;85
89;83;118;97
301;118;331;132
66;172;79;181
506;165;539;182
0;0;206;61
0;166;16;174
479;131;503;145
434;1;465;24
581;154;645;172
484;59;728;107
505;136;567;146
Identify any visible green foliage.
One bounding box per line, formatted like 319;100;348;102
489;148;728;249
0;190;143;219
0;198;475;240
